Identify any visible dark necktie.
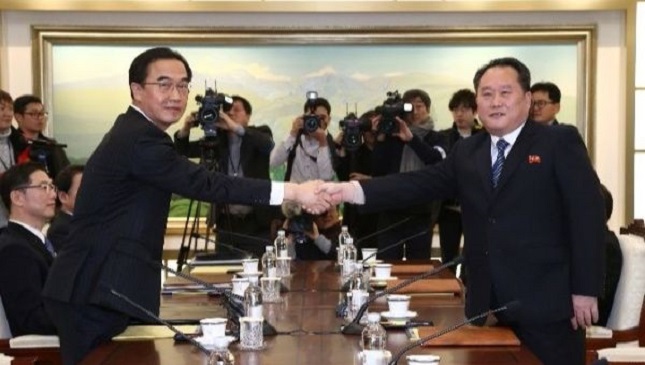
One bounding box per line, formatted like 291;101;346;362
491;139;509;188
44;238;56;257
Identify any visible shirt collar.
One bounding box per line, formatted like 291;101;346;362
490;121;526;148
130;104;154;124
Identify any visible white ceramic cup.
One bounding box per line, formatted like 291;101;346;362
373;263;392;279
242;258;259;273
387;294;411;315
231;277;249;296
406;354;440;365
200;317;227;340
359;349;392;365
361;248;378;263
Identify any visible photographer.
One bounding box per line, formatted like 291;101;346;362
174;95;277;257
275;201;341;260
13;95;70;179
270;95;339;182
371;89;446;260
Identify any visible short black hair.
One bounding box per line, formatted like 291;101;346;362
0;162;47;210
530;82;561;103
232;95;252;115
13;94;43;115
54;165;84;194
448;89;476;111
0;89;12;105
128;47;192;99
304;97;331;115
402;89;431;109
473;57;531;93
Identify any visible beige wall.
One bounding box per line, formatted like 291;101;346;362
0;9;629;230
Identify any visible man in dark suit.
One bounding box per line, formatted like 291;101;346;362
174;95;278;257
320;57;605;365
41;47;327;365
13;95;70;178
47;164;84;252
0;162;57;336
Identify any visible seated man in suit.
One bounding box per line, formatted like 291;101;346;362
0;162;57;336
47;164;84;252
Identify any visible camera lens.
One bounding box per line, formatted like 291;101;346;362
303;115;320;134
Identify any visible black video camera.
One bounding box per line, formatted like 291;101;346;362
194;87;233;138
302;91;322;134
339;113;371;152
375;90;413;135
288;213;314;245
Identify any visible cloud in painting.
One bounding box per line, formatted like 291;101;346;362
305;66;337;78
350;72;372;81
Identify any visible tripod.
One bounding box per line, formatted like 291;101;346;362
176;137;221;272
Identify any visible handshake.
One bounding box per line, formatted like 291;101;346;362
287;180;360;215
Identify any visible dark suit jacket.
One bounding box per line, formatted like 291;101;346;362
42;107;272;319
174;125;279;226
47;211;72;252
0;222;56;336
360;121;606;325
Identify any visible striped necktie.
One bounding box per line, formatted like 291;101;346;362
491;139;509;188
44;238;56;257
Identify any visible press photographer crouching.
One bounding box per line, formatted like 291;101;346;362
274;201;341;260
174;93;277;258
13;95;70;179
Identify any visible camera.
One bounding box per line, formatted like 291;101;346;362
375;90;413;135
288;214;314;245
194;87;233;138
302;91;321;134
339;113;371;151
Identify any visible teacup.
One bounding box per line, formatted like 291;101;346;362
358;349;392;365
373;263;392;279
242;258;259;274
200;317;227;340
387;294;410;315
231;277;249;296
361;248;378;263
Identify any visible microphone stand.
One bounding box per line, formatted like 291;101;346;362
160;263;278;336
341;256;464;335
340;230;429;292
110;289;212;355
387;301;520;365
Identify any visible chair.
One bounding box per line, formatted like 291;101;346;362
586;229;645;364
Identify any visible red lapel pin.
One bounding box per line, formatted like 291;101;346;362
528;155;541;164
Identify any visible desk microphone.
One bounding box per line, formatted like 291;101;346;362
110;289;212;356
387;300;521;365
160;262;277;336
341;256;464;335
339;230;429;292
354;217;412;246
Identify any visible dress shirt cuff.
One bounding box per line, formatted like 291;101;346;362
270;181;285;205
349;181;366;205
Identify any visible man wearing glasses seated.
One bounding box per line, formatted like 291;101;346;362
13;94;70;178
0;162;58;336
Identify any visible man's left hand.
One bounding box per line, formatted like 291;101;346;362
571;294;598;330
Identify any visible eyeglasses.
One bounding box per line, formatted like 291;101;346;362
23;111;49;118
15;182;58;194
141;81;191;95
532;100;556;108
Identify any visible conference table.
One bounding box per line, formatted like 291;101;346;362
78;260;541;365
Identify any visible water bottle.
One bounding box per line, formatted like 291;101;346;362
261;246;277;278
342;237;357;277
244;275;263;319
337;225;351;266
361;312;387;350
274;230;288;258
349;262;368;321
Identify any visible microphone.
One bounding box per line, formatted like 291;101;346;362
341;256;464;335
387;301;521;365
339;230;429;292
354;217;412;246
361;230;428;264
160;262;277;336
110;289;212;355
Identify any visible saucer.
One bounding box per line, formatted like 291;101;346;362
406;354;440;364
194;336;236;350
369;276;397;281
365;259;384;266
381;310;417;320
237;271;262;278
